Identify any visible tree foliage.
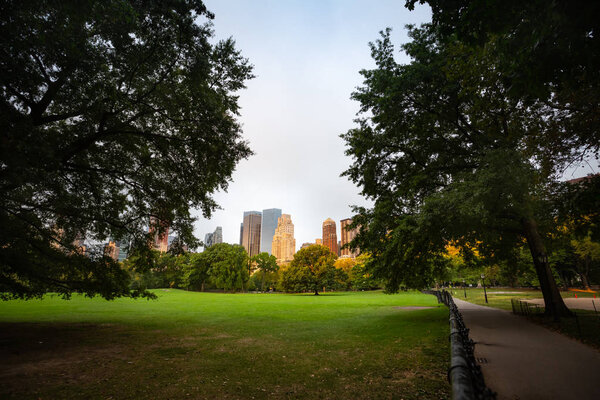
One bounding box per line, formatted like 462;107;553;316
202;243;249;292
251;252;279;292
183;252;211;291
407;0;600;164
280;245;338;295
342;22;576;316
0;1;253;299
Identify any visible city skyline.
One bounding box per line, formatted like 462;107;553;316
201;212;358;255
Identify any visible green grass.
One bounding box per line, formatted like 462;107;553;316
0;290;450;399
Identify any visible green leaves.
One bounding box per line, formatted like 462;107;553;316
280;245;338;294
202;243;249;292
1;1;253;299
341;20;577;296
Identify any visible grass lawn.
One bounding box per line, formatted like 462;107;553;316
0;290;450;399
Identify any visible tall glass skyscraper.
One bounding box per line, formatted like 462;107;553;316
242;211;262;257
260;208;282;255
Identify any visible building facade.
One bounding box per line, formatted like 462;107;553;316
115;238;129;261
242;211;262;257
272;214;296;263
204;232;214;249
260;208;282;255
340;218;360;258
204;226;223;250
213;226;223;245
104;241;119;261
149;217;169;252
322;218;338;255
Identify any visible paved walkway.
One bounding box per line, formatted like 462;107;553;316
523;297;600;312
453;298;600;400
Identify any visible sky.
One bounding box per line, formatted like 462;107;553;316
192;0;433;248
192;0;599;249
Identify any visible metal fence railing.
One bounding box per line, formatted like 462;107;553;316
423;289;496;400
510;298;600;342
511;298;543;316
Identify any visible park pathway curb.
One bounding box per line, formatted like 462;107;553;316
453;298;600;400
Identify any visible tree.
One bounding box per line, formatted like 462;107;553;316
571;235;600;290
154;252;187;288
183;252;211;291
334;257;356;275
280;245;337;295
204;243;249;292
406;0;600;164
350;264;380;291
342;25;573;317
251;252;279;292
0;1;253;299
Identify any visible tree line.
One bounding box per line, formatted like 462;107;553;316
124;244;381;294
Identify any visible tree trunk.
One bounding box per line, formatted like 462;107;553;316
521;217;572;319
261;271;266;292
580;273;591;290
314;289;319;295
581;256;591;290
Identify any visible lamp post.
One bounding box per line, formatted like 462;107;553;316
463;279;467;299
481;273;488;303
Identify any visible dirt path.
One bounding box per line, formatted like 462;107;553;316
453;298;600;400
522;297;600;312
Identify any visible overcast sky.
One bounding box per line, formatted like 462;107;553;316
193;0;598;249
192;0;432;248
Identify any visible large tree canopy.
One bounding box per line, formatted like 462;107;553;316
0;1;253;299
342;22;577;317
407;0;600;166
280;245;338;295
202;243;249;292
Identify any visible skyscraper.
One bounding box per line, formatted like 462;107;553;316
322;218;338;255
239;223;244;245
340;218;360;258
204;232;214;249
213;226;223;245
149;217;169;252
260;208;282;254
204;226;222;250
242;211;262;257
272;214;296;263
104;241;119;261
115;238;129;261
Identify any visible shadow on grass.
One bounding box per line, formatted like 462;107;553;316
0;322;130;360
